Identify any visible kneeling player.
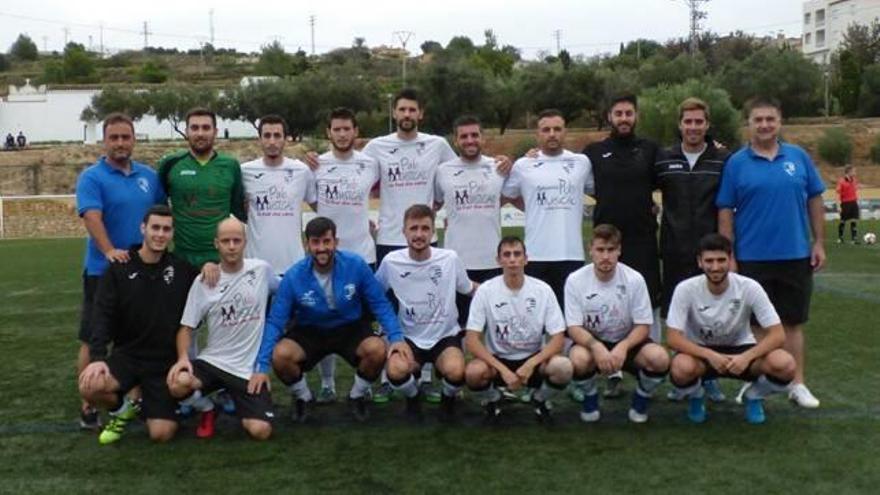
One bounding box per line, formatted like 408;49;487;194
250;217;408;422
377;205;475;420
78;206;199;443
167;218;278;440
667;234;795;424
566;224;669;423
465;236;573;423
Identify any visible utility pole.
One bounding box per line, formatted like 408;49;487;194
99;22;104;56
62;27;70;47
309;15;316;56
41;36;48;52
209;9;215;46
682;0;709;56
393;30;414;86
553;29;562;55
142;21;152;49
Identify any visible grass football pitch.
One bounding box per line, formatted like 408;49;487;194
1;222;878;494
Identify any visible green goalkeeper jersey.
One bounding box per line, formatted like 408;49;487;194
158;150;246;267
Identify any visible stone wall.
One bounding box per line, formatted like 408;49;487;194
1;196;84;238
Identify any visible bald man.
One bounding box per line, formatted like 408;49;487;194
167;218;280;440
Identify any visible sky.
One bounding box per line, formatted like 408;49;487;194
0;0;806;59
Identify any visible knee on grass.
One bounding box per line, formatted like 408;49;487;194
147;420;178;443
242;419;272;441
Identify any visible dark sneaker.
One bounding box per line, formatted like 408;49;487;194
405;393;422;420
291;399;313;424
348;396;370;422
79;406;101;431
483;400;502;424
439;393;456;422
604;374;623;398
532;399;554;424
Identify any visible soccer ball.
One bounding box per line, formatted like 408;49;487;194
864;232;877;245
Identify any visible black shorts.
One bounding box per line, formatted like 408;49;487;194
598;339;650;375
407;335;463;368
494;354;545;389
660;253;700;318
457;268;502;327
192;360;274;422
738;258;812;326
840;201;860;221
105;353;178;420
78;273;101;343
700;344;759;381
284;321;380;372
525;260;583;305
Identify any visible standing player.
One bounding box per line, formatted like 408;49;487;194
654;97;729;402
251;217;408;422
167;218;277;440
78;206;199;443
502;109;593;305
434;115;506;327
836;165;860;244
75;113;165;429
158;107;246;267
565;224;669;423
377;205;475;419
717;97;825;409
666;234;796;424
465;236;573;422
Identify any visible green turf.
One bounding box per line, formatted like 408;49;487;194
1;223;878;494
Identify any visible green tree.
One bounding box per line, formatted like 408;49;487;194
0;53;10;72
487;74;524;134
445;36;476;59
857;64;880;117
520;62;601;124
471;30;518;77
147;84;219;137
138;60;169;83
816;127;853;166
80;87;150;122
255;41;309;77
9;34;38;61
420;40;443;55
637;79;741;149
639;53;707;89
835;50;862;115
415;60;490;134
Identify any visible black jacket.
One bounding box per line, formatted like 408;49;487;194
654;140;729;258
89;248;199;363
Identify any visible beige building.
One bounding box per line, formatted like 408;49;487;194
802;0;880;63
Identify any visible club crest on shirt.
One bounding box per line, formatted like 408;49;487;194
429;266;443;286
284;169;295;183
416;142;427;155
562;160;574;174
343;283;356;301
163;266;175;285
615;284;627;300
783;161;797;176
729;298;742;315
525;297;537;313
245;270;257;286
137;177;150;193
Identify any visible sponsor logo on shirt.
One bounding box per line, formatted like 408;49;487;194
300;290;318;307
180;170;197;176
586;293;598;300
399;271;412;278
254;173;265;179
494;302;508;309
698;305;711;313
602;152;613;158
535;179;578;209
128;272;139;280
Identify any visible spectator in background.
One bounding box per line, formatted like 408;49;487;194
836;165;860;244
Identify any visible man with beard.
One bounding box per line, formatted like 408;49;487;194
251;217;408;422
158;108;246;268
666;234;795;424
75;113;166;430
584;95;662;399
654;98;729;402
78;205;199;443
434;116;506;327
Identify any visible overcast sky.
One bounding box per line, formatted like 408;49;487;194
0;0;806;59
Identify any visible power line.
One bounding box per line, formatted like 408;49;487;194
393;30;414;86
553;29;562;54
682;0;710;56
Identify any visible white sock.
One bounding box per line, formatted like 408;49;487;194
441;378;462;398
318;355;336;390
419;363;433;384
676;379;703;399
745;375;790;400
534;380;563;402
637;369;666;397
574;373;599;396
289;377;313;402
181;390;214;412
380;369;389;387
392;375;419;398
349;373;373;399
472;385;502;403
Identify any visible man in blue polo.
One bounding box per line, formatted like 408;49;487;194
249;217;409;423
75;112;165;429
716;96;825;409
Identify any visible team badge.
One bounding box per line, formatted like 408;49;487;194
783;162;797;176
137;177;150;193
163;266;175;285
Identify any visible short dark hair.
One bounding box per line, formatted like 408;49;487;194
497;235;526;256
393;88;421;109
102;112;135;135
698;233;732;255
537;109;565;123
305;216;337;239
591;224;621;246
403;204;435;225
258;114;288;137
327;107;359;129
744;96;782;117
452;115;481;133
185;107;217;128
609;93;638;112
142;204;172;224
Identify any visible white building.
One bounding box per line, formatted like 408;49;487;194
802;0;880;64
0;80;258;144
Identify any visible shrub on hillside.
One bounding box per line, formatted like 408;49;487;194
870;135;880;164
512;137;537;159
817;127;853;166
638;79;741;148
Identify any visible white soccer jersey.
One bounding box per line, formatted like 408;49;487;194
466;275;566;360
434;155;505;270
241;157;316;274
501;150;594;261
666;272;780;347
314;151;380;263
375;247;471;349
564;262;654;343
180;259;279;380
363;132;457;246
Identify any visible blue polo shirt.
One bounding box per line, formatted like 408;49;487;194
76;158;166;275
716;142;825;261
